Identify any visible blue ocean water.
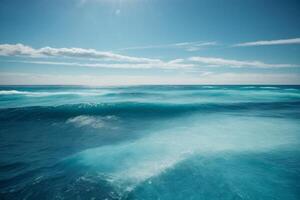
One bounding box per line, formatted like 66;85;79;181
0;85;300;200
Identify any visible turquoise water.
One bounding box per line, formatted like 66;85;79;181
0;85;300;200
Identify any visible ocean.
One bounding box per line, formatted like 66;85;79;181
0;85;300;200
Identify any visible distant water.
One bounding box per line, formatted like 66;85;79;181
0;85;300;200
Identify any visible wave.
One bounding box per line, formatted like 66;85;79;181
1;100;300;198
0;101;299;122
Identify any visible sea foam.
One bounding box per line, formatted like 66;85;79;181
66;115;118;129
70;113;300;191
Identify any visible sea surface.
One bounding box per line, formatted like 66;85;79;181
0;85;300;200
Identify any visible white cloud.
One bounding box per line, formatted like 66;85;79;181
235;38;300;47
189;56;296;68
0;44;37;57
3;55;297;70
5;59;195;69
0;44;297;70
0;43;160;63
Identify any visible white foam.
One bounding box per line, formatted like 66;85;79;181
66;115;118;129
0;90;107;97
201;86;216;89
73;114;300;190
0;90;30;95
259;86;279;89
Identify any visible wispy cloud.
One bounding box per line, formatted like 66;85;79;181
5;59;195;69
234;38;300;47
1;43;297;70
5;56;296;70
0;43;160;63
189;56;296;68
118;41;218;52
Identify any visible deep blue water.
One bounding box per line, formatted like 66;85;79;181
0;85;300;200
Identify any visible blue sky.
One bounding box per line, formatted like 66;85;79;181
0;0;300;85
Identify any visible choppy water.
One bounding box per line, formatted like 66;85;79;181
0;85;300;200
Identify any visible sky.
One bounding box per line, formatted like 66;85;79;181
0;0;300;85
